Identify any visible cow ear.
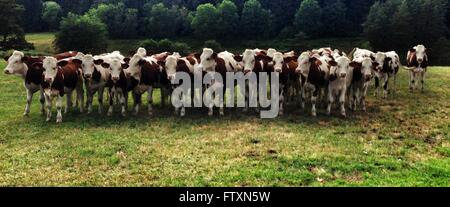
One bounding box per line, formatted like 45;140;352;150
94;59;104;65
72;59;82;65
122;63;129;69
328;60;338;67
4;56;10;62
32;62;43;69
123;58;130;64
385;57;392;62
21;56;28;62
234;55;243;62
284;57;293;63
372;62;379;68
370;55;375;61
58;60;69;67
349;61;361;68
101;63;110;68
193;53;201;60
409;48;416;53
177;59;186;66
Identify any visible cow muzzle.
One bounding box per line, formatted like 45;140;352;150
112;76;119;82
244;69;252;74
275;68;282;73
364;74;372;82
4;69;11;74
45;77;53;83
84;74;92;79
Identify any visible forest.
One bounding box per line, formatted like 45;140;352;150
1;0;450;64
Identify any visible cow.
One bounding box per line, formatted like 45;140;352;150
124;54;164;116
296;52;335;116
3;51;77;116
371;51;400;98
37;57;83;123
75;51;125;114
327;56;352;117
197;48;241;116
270;52;300;116
405;45;430;92
164;53;201;116
349;48;375;60
105;58;130;116
348;56;378;112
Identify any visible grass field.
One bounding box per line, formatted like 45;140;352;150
0;34;449;186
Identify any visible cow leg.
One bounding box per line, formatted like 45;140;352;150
311;88;318;117
98;86;104;114
133;93;142;116
374;77;380;97
120;92;126;117
76;84;84;113
45;95;52;122
219;87;224;116
39;88;45;115
326;89;333;116
24;89;33;117
279;87;285;116
107;88;114;117
56;95;63;123
65;91;73;114
147;86;154;116
339;89;346;117
383;73;389;99
181;91;187;117
420;71;425;92
301;87;306;110
361;85;369;112
87;89;94;114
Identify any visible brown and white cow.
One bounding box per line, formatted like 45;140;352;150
371;51;400;98
326;55;352;117
270;52;300;116
37;57;84;123
348;56;378;112
105;59;130;116
3;51;77;116
296;52;335;116
164;53;201;116
405;45;430;92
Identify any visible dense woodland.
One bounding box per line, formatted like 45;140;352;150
1;0;450;64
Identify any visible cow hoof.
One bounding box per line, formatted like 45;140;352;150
56;118;62;123
312;112;317;117
148;112;153;117
341;112;347;117
121;113;127;117
279;112;284;116
107;112;112;117
208;111;213;116
219;112;224;116
23;113;30;117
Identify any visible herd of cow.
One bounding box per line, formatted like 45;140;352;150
3;44;430;122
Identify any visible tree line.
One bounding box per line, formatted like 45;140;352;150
1;0;450;64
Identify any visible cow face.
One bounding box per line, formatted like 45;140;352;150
4;51;28;75
199;48;217;73
78;55;100;80
42;57;67;85
242;49;257;74
352;57;377;82
296;52;313;76
126;54;146;80
271;52;286;73
164;55;178;81
413;45;428;64
267;48;277;58
373;52;391;74
332;57;350;79
108;59;125;83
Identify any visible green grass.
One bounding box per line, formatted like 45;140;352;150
0;57;449;186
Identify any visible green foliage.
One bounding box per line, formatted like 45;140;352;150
17;0;43;32
216;0;239;39
191;3;219;39
240;0;271;39
322;0;350;37
294;0;323;37
204;40;223;52
55;13;108;54
143;3;177;38
86;3;138;39
0;0;33;50
42;1;62;31
140;39;191;55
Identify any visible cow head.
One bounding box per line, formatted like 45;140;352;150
267;48;277;58
41;57;68;85
164;55;179;81
199;48;217;73
108;59;127;83
372;52;392;74
126;54;146;81
410;45;429;64
3;51;29;76
136;47;147;57
77;55;100;80
272;52;295;73
296;52;315;76
352;57;378;82
330;56;349;80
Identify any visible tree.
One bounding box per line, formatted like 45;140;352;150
55;13;108;53
42;1;63;31
390;0;415;50
0;0;33;50
191;3;219;39
17;0;43;32
260;0;301;36
216;0;239;39
143;3;178;38
240;0;271;39
294;0;323;37
55;0;93;14
322;0;350;37
87;3;139;39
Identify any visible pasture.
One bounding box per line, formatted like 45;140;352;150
0;33;448;186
